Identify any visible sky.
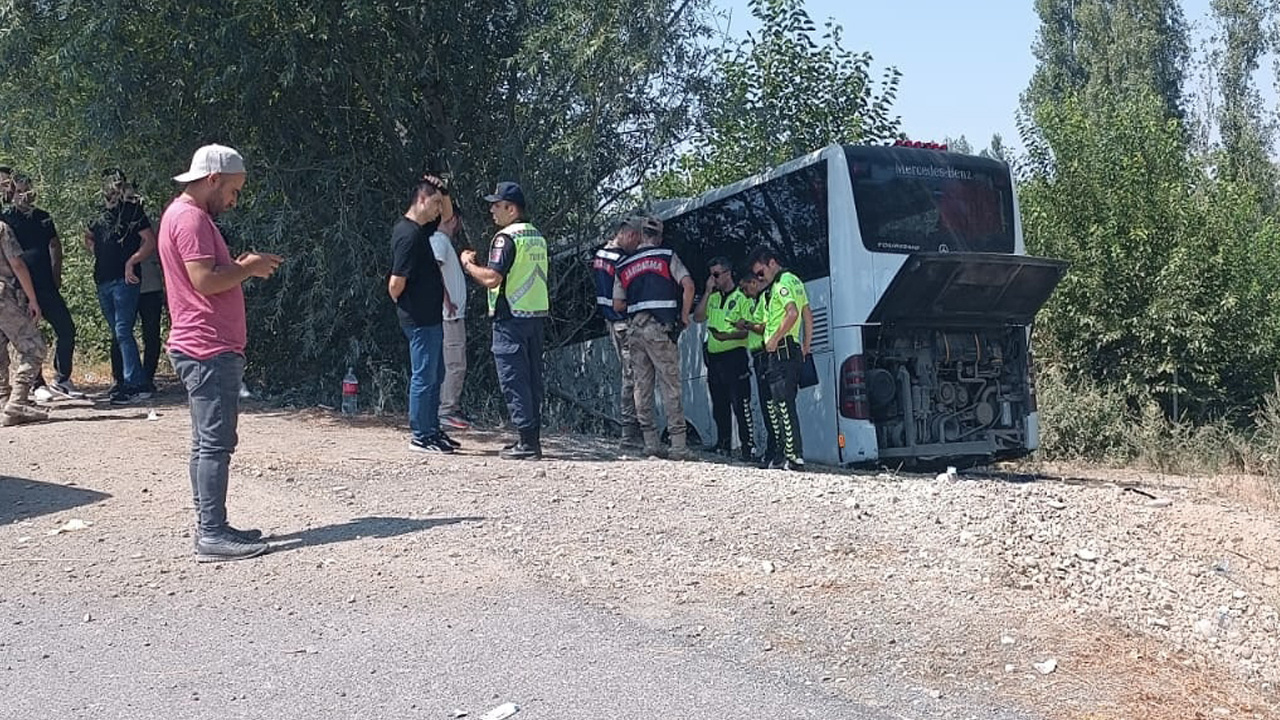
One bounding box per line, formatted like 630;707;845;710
715;0;1229;154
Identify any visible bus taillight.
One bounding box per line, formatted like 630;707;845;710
839;355;870;419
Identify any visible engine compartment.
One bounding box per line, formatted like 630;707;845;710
862;325;1033;463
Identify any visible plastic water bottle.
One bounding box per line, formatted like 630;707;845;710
341;367;359;415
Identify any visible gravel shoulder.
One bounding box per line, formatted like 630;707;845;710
3;398;1279;719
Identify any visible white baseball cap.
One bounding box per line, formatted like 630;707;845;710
173;144;246;183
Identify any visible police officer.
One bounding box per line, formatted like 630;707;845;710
612;215;695;460
0;217;49;426
592;218;641;447
461;182;549;460
737;274;778;466
693;257;753;460
747;245;813;471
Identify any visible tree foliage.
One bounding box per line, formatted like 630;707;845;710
649;0;900;197
0;0;713;409
1020;0;1280;421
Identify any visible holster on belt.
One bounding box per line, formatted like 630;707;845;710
768;337;801;362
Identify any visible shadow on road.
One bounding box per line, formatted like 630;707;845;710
267;515;483;552
0;475;111;525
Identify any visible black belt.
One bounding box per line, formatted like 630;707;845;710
767;337;802;361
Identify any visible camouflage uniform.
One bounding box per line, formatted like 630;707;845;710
0;220;48;425
627;312;687;455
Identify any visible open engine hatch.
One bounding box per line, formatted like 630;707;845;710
867;252;1067;327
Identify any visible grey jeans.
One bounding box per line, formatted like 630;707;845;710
171;351;244;534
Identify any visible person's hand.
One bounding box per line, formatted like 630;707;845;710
445;298;458;317
440;215;460;238
680;311;691;327
237;252;284;279
460;249;477;266
765;336;778;353
26;298;41;322
125;261;141;284
802;345;811;357
704;274;716;293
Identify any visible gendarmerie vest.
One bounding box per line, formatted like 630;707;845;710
617;246;679;326
591;245;627;323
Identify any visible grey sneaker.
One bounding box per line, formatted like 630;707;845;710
195;532;268;563
48;379;85;399
192;524;264;550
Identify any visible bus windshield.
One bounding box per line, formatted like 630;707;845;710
846;147;1015;254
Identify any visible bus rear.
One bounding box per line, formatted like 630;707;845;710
831;145;1066;466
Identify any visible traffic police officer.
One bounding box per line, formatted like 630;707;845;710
737;274;778;465
746;245;813;471
612;216;695;460
592;219;641;446
0;217;49;426
693;257;753;460
461;182;549;460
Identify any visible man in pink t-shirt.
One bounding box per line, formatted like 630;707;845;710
160;144;282;563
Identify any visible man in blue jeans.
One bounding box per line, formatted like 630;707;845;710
159;144;283;562
85;168;156;404
388;175;455;453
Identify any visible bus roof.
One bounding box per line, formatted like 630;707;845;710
649;143;1011;223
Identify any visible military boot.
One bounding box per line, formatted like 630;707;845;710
640;430;666;459
667;432;694;462
3;383;48;426
620;424;644;449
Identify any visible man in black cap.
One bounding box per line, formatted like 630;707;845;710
461;181;550;460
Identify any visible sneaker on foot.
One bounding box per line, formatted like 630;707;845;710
410;435;454;454
438;430;462;449
109;390;136;406
499;441;542;460
193;525;265;551
48;379;85;399
440;414;471;431
194;533;268;563
32;386;55;403
238;383;253;400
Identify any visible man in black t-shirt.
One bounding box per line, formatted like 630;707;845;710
85;169;156;403
388;175;455;454
3;174;81;398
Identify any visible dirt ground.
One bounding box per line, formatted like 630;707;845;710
4;389;1280;719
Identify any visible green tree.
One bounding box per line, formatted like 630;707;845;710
1210;0;1275;207
649;0;900;197
0;0;714;409
1024;0;1189;122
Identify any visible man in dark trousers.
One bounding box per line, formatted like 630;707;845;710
461;182;549;460
737;274;777;466
694;257;753;460
160;144;282;562
3;174;81;399
388;175;455;454
746;245;813;471
592;218;641;446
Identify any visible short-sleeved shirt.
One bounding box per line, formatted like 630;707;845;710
2;208;57;290
390;217;444;328
705;287;749;353
611;246;690;304
430;231;466;320
764;270;809;344
158;196;247;359
89;200;152;285
746;295;765;352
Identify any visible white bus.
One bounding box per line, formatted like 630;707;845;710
546;143;1066;467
